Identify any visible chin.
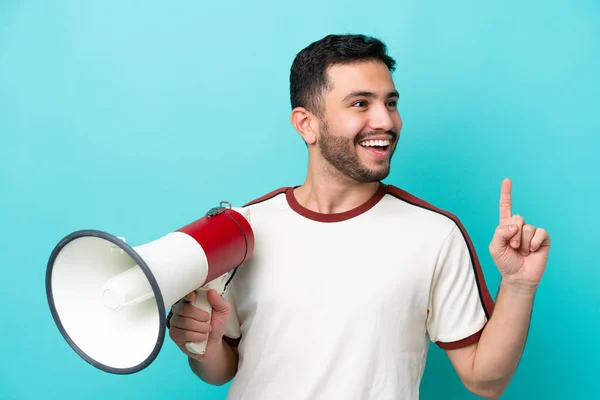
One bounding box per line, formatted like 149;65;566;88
365;161;391;175
358;167;391;183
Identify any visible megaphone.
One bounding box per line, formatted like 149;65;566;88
45;201;254;375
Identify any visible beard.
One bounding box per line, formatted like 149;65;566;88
317;120;397;183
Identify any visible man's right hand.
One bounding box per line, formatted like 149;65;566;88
168;289;232;362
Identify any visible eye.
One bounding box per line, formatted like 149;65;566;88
387;99;398;108
352;100;368;108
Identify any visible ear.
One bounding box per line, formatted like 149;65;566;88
290;107;318;145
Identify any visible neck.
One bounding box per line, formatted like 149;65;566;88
294;166;381;214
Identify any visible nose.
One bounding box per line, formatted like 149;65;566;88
369;103;396;132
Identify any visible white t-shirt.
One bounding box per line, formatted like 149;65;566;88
221;182;495;400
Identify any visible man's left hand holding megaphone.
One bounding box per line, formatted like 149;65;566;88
45;201;254;375
168;288;238;383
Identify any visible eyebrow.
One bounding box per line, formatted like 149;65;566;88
342;90;400;102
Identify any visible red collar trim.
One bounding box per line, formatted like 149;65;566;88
285;183;388;222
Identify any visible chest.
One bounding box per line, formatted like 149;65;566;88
234;215;439;321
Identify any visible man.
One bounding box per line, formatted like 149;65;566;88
168;34;550;399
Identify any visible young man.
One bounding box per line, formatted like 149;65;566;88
168;34;551;399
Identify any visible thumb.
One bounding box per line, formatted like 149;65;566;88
207;289;230;315
489;224;517;255
206;290;231;341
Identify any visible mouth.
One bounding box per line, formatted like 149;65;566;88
357;138;392;160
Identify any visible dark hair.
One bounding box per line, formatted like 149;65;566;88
289;34;396;116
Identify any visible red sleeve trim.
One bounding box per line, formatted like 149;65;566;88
243;187;289;207
436;326;484;350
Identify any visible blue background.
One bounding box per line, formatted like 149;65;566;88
1;1;598;399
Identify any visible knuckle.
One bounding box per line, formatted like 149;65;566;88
179;318;193;330
194;322;210;334
174;302;185;315
182;304;205;320
189;332;209;343
174;316;194;331
188;319;204;332
194;309;205;320
169;329;184;344
200;310;211;321
203;322;213;333
170;315;181;327
180;303;193;315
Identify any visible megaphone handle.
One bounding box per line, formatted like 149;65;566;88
185;287;212;355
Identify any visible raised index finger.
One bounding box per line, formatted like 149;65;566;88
499;178;512;226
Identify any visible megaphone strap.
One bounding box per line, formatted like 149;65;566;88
220;208;251;291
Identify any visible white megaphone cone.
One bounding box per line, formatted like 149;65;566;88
45;202;254;375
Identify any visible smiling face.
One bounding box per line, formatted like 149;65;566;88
313;60;403;183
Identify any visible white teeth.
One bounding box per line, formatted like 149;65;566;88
360;139;390;147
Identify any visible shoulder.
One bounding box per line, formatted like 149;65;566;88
383;184;484;270
242;186;290;208
383;184;468;234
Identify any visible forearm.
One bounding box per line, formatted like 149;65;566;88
471;281;536;395
188;340;239;386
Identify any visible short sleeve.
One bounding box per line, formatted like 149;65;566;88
426;224;495;350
